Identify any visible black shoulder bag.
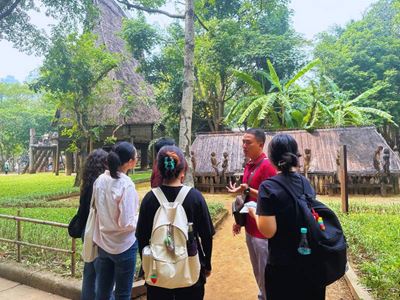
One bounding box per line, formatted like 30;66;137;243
232;158;265;227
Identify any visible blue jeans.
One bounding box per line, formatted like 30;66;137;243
82;260;97;300
95;241;138;300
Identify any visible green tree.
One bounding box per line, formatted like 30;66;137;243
314;0;400;122
32;32;119;185
226;59;320;129
0;82;53;167
319;76;396;127
0;0;96;54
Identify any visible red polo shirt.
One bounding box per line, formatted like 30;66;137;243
243;153;277;238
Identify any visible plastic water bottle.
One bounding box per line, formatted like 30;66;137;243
297;227;311;255
187;222;197;256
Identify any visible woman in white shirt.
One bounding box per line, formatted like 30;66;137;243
93;142;139;300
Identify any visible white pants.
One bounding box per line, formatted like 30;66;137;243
246;233;269;300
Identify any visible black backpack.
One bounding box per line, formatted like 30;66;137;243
269;174;347;287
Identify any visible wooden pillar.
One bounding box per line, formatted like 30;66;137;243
29;128;36;173
140;143;149;170
55;145;60;176
52;146;57;173
65;151;74;176
340;145;349;213
89;138;94;153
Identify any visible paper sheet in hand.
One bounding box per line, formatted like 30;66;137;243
239;201;257;214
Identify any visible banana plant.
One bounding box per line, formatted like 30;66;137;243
322;76;396;127
225;58;321;128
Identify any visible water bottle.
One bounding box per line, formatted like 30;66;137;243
297;227;311;255
187;222;197;256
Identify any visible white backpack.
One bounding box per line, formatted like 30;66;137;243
142;185;201;289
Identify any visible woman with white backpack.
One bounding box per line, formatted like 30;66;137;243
136;145;215;300
92;141;139;300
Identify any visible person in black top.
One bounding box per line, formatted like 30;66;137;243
136;145;215;300
68;149;108;300
248;134;326;300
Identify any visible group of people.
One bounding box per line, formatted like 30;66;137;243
71;129;326;300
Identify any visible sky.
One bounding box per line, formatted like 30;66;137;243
0;0;376;82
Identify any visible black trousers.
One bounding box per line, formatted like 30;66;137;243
146;284;205;300
265;264;326;300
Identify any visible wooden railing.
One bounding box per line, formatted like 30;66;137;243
0;212;76;277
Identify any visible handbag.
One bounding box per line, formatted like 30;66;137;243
232;194;247;226
232;158;266;227
68;214;82;238
81;193;98;262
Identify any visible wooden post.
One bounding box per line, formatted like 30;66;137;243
55;145;60;176
140;143;149;170
340;145;349;213
29;128;36;173
17;210;21;262
71;238;76;277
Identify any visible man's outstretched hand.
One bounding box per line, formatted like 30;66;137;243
226;181;247;193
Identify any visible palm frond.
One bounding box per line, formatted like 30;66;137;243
224;95;258;123
233;70;264;95
267;59;282;92
285;59;320;90
237;97;265;124
347;85;385;106
258;94;278;120
356;107;397;126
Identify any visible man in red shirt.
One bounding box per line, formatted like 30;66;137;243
227;128;276;300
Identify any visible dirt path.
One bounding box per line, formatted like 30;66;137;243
205;201;354;300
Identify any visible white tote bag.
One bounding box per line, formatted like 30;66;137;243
82;192;98;262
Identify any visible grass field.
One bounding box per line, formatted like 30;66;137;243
321;199;400;300
0;171;151;206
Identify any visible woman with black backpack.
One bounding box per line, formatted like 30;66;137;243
248;134;327;300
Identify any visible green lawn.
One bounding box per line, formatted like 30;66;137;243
0;171;151;206
321;200;400;300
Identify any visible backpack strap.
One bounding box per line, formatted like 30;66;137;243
174;185;192;205
152;185;192;207
268;174;313;227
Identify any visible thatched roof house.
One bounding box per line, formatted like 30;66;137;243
192;127;400;194
92;0;161;127
53;0;161;171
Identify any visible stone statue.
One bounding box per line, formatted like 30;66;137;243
383;148;390;175
373;146;383;173
210;152;220;175
303;148;311;177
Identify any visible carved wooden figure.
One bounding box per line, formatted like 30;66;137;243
383;148;390;175
221;152;229;177
210;152;220;175
304;148;311;177
373;146;384;173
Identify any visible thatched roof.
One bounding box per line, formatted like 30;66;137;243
191;127;400;176
89;0;161;125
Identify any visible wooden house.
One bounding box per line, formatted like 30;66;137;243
191;127;400;195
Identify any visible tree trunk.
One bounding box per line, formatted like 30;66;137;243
74;138;88;187
179;0;195;187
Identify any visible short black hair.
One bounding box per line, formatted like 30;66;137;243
245;128;266;144
155;137;176;154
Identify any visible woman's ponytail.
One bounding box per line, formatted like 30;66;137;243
108;150;121;179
